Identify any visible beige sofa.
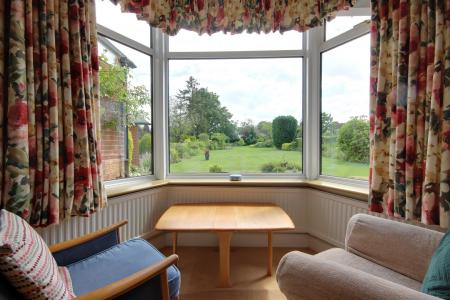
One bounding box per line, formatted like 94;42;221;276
276;213;445;300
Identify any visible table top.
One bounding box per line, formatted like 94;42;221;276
155;203;295;231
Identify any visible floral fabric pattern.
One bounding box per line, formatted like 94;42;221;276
0;0;106;227
113;0;354;35
369;0;450;227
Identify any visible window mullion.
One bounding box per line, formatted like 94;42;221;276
304;26;323;180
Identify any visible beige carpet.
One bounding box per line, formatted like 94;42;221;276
161;247;314;300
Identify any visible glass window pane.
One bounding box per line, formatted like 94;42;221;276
98;37;152;180
169;30;302;52
325;16;369;40
168;58;303;174
96;0;151;47
321;34;370;180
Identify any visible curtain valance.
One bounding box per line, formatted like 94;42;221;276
112;0;355;35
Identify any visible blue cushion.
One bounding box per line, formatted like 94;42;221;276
67;238;180;299
53;230;120;266
422;229;450;299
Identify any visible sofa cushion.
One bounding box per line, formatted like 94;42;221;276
0;209;75;300
316;248;422;291
67;238;180;299
422;229;450;299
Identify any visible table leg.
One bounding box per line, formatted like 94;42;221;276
267;231;273;276
218;231;233;288
172;232;178;254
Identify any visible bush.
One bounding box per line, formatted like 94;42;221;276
211;132;228;150
140;152;152;173
261;161;301;173
281;142;296;151
252;139;273;148
337;116;370;163
138;133;152;154
170;145;180;163
198;133;209;143
234;138;246;146
272;116;298;149
209;165;223;173
128;130;133;164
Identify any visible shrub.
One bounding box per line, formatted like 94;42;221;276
281;142;295;151
235;138;246;146
272;116;298;149
198;133;210;143
211;132;228;150
138;133;152;154
261;161;301;173
128;130;133;164
140;152;152;173
337;116;370;163
170;145;180;163
209;165;223;173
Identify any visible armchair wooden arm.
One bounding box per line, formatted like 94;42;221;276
75;254;179;300
49;220;128;253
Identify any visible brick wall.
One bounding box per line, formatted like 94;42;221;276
101;126;125;181
130;125;140;166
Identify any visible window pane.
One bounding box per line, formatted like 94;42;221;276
325;16;369;40
169;30;302;52
96;0;151;47
321;34;370;180
169;58;302;174
98;37;153;180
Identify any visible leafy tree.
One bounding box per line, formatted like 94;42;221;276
272;116;298;149
169;77;238;142
139;133;152;155
256;121;272;139
99;53;151;127
239;120;258;145
337;116;370;163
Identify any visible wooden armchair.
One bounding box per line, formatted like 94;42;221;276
0;220;180;300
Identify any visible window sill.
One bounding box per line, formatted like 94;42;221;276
106;177;368;201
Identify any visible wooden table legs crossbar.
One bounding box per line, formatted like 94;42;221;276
267;231;273;276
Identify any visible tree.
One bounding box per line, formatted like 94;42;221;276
139;133;152;154
239;120;258;145
272;116;298;149
337;116;370;163
169;77;238;142
256;121;272;139
99;54;151;127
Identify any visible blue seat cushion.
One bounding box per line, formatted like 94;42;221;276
67;238;180;299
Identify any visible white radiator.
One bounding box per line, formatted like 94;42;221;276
37;185;369;250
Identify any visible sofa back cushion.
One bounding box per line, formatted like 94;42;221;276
422;229;450;298
0;209;75;299
345;214;444;282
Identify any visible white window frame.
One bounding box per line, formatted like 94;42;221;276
161;32;307;179
97;24;157;187
100;5;372;188
317;8;371;188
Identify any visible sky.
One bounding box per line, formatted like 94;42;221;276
96;0;370;125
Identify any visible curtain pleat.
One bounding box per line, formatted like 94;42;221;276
113;0;355;35
369;0;450;228
0;0;106;227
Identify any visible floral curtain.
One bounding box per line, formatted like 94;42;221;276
113;0;355;35
0;0;106;227
369;0;450;227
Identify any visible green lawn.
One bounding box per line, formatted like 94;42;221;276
170;146;369;179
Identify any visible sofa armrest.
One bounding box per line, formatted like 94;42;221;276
276;251;439;300
50;220;128;266
345;214;443;282
75;254;178;300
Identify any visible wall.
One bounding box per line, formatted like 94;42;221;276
37;185;369;252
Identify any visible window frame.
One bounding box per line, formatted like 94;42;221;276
164;32;307;179
96;23;156;184
99;6;372;188
318;9;371;187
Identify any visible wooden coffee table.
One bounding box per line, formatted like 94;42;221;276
155;203;295;287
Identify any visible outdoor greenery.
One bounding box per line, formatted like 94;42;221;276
99;51;153;177
168;77;370;179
